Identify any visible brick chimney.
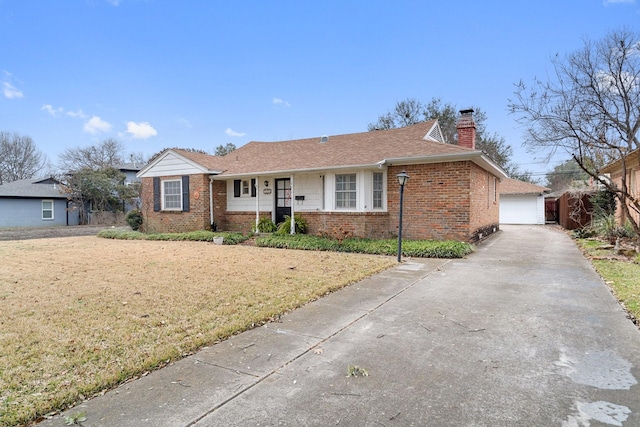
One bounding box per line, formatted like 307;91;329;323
456;109;476;149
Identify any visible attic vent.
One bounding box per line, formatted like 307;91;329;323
320;135;329;143
427;126;444;143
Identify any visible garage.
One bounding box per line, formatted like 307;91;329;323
500;178;550;225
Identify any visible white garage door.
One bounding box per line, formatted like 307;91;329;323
500;195;543;224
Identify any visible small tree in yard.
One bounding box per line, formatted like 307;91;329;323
62;167;137;224
509;27;640;243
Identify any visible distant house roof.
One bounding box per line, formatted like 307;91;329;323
0;178;67;199
138;121;508;179
500;178;550;195
600;148;639;174
115;162;143;172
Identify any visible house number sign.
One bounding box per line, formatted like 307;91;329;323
263;188;272;195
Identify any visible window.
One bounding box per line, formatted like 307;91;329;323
373;172;383;209
42;200;54;220
234;179;257;197
163;179;182;210
336;173;357;209
153;176;189;212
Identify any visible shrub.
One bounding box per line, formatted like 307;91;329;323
256;234;473;258
276;215;308;235
98;229;249;244
125;209;143;231
253;217;277;233
590;213;636;243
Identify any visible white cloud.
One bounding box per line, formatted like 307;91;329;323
42;104;87;118
106;0;121;6
272;97;291;107
3;82;23;99
126;121;158;139
66;109;87;118
2;71;23;99
42;104;63;116
225;128;246;137
603;0;635;4
84;116;112;134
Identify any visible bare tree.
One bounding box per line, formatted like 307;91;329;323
0;132;47;184
509;27;640;237
58;138;124;172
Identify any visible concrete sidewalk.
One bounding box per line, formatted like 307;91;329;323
40;225;640;426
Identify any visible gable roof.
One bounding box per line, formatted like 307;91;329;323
0;178;67;199
500;178;550;195
138;121;508;179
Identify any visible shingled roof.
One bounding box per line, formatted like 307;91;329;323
500;177;550;195
0;178;67;198
139;121;508;179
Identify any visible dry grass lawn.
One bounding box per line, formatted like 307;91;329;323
0;237;395;427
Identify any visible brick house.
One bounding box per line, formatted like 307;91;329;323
600;148;640;227
137;111;507;242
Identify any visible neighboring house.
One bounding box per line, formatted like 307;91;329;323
600;148;640;226
0;177;80;228
137;112;508;242
115;162;142;212
499;178;550;225
115;162;142;186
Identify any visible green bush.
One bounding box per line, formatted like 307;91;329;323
98;229;249;244
253;217;277;233
276;215;308;235
256;234;473;258
125;209;143;231
590;213;636;242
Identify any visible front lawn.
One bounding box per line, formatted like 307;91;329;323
0;237;395;427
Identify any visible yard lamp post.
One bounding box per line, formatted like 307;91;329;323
396;171;410;262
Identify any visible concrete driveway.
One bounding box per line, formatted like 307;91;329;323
40;225;640;427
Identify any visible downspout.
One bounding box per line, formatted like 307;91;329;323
255;176;260;231
209;177;214;230
290;174;295;234
66;199;69;226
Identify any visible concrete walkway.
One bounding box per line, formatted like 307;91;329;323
40;225;640;427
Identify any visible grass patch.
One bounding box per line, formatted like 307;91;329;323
576;238;640;324
255;234;473;258
0;237;394;427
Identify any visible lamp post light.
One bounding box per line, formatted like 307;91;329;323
396;171;410;262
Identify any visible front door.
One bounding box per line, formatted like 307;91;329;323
275;178;291;225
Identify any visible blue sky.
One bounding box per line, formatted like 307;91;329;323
1;0;639;180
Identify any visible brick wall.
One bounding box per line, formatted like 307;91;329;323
302;211;391;239
469;163;500;242
386;162;498;241
211;180;228;231
141;174;212;233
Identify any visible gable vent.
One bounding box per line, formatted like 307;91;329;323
320;135;329;143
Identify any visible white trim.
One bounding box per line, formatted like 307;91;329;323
42;199;54;220
161;178;183;211
137;149;223;178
